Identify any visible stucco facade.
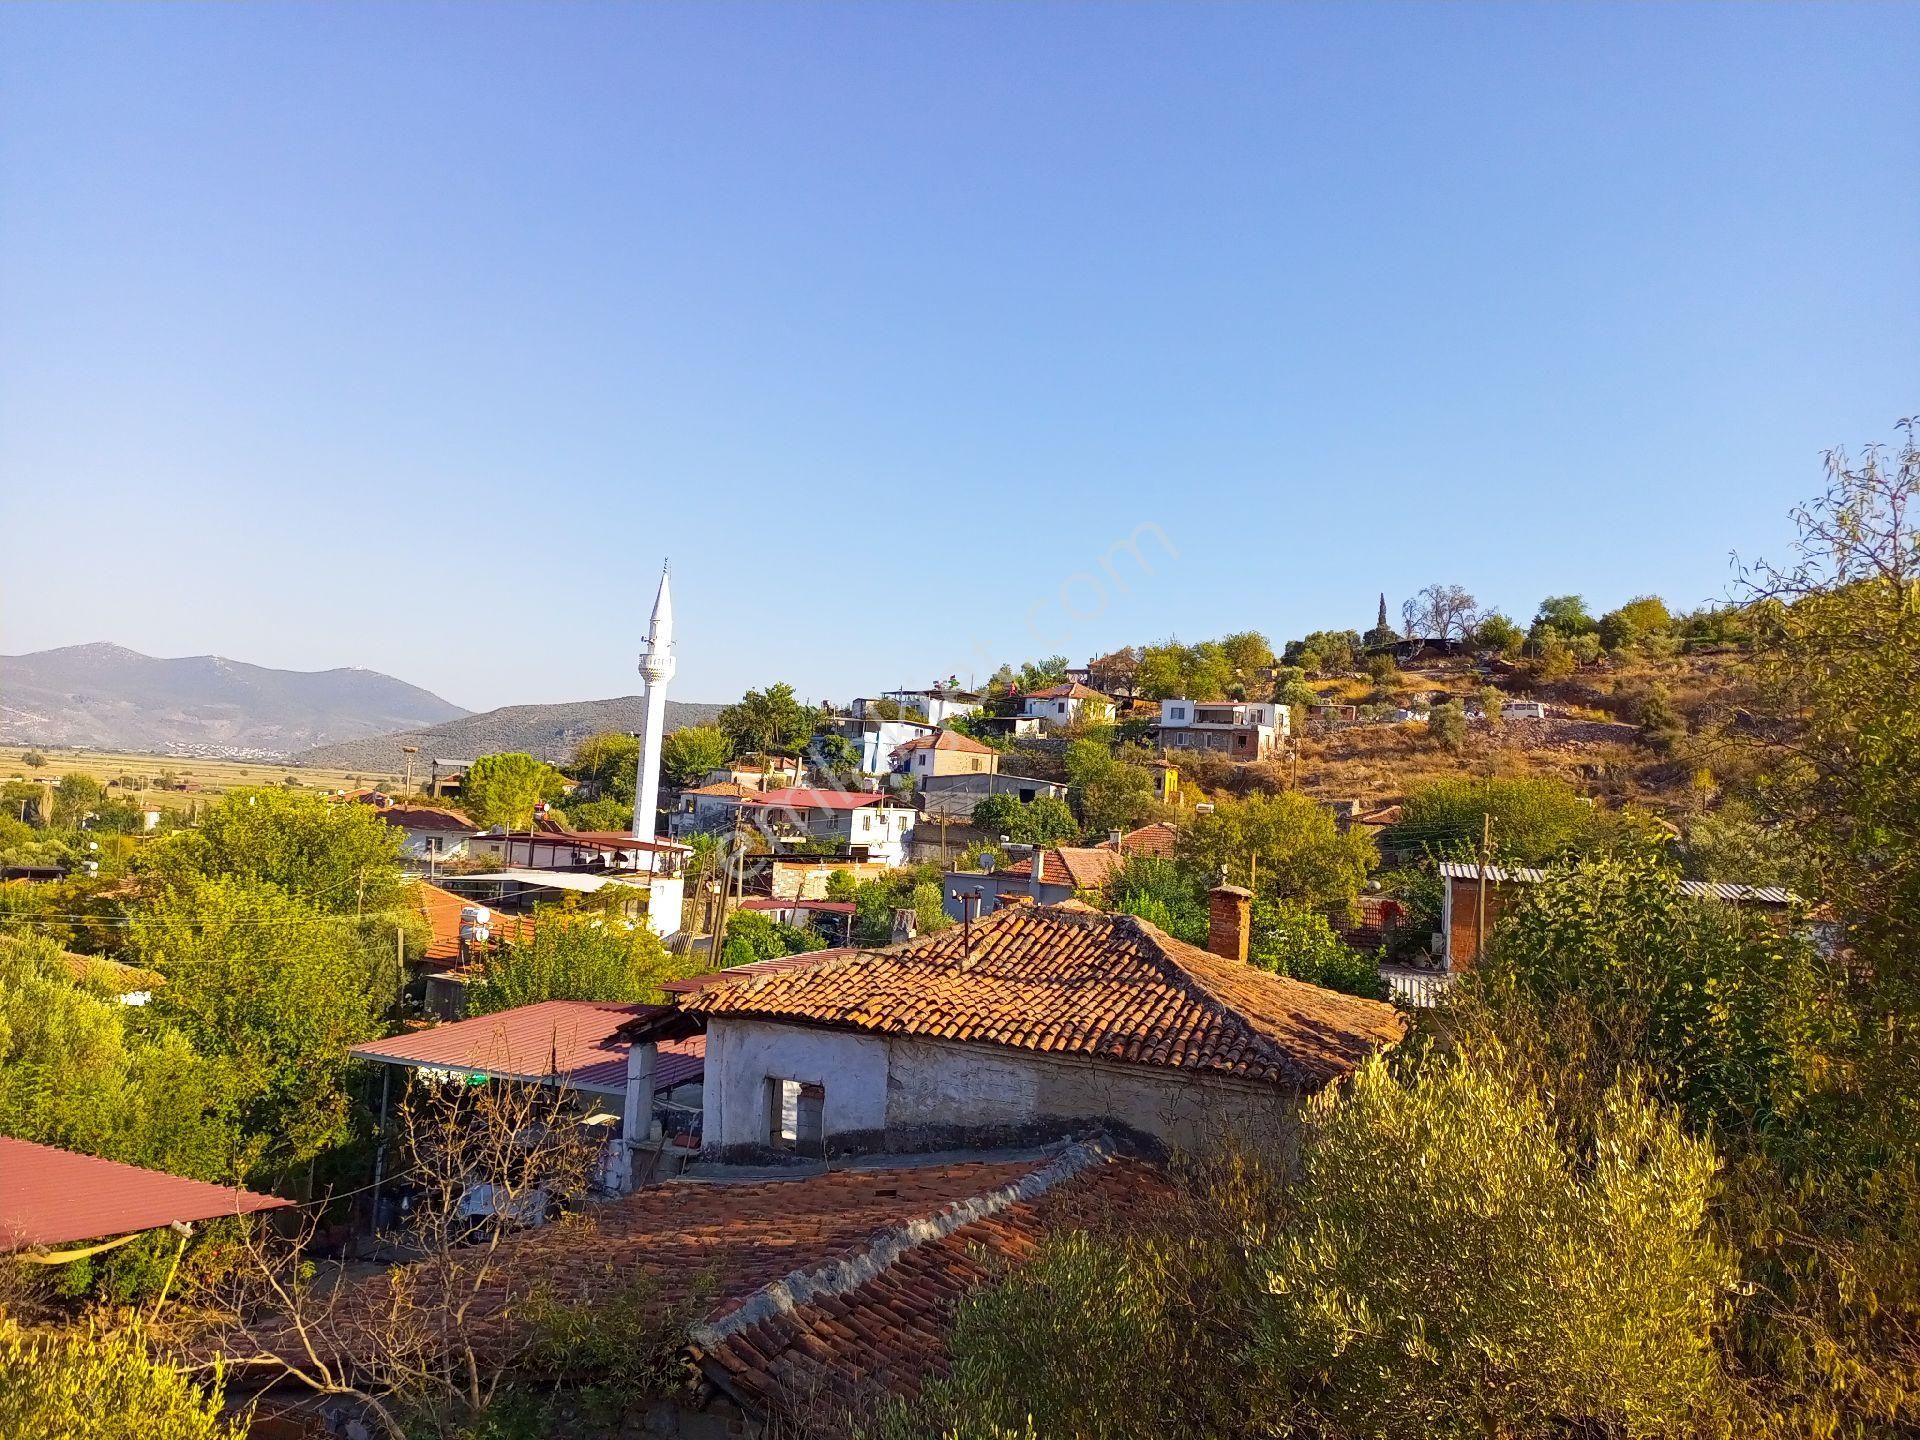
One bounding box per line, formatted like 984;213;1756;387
700;1017;1297;1156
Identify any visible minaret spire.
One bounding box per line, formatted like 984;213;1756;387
634;563;677;842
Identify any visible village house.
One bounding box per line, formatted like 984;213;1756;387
916;769;1068;822
702;757;802;790
742;787;917;868
890;727;1000;782
459;829;690;937
350;1000;707;1194
1020;681;1114;731
669;780;756;838
857;686;983;727
373;803;477;863
621;895;1404;1156
817;711;938;776
1155;698;1288;760
941;821;1178;916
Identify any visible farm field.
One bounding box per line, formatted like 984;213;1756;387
0;744;403;810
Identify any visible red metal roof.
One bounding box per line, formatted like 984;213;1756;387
350;1001;704;1094
738;898;856;915
0;1138;290;1252
485;830;690;853
741;788;890;812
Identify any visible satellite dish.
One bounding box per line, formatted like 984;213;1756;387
981;854;996;874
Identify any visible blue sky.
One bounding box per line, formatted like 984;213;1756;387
2;3;1915;713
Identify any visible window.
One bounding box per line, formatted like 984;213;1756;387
767;1078;825;1154
970;758;982;772
1057;702;1067;715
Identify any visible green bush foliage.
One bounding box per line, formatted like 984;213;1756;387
1256;1053;1735;1440
465;911;691;1015
0;1321;246;1440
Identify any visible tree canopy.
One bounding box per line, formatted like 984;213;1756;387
464;910;690;1015
460;753;568;831
1176;791;1376;911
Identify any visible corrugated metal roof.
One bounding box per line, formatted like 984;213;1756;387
0;1137;289;1252
738;898;856;915
1435;861;1795;905
743;788;894;812
350;1001;703;1094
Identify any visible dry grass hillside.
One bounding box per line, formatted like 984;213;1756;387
1166;649;1753;817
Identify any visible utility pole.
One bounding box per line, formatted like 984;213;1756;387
1475;812;1492;965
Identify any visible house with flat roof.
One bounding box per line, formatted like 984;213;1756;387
1155;698;1289;760
742;787;917;868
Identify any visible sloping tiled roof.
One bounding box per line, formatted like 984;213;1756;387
1096;822;1179;859
682;782;756;798
1000;846;1124;891
0;1137;289;1252
219;1144;1164;1428
696;1146;1167;1421
1026;681;1111;702
667;904;1405;1089
377;805;476;834
1434;861;1796;906
892;729;999;757
662;949;861;996
414;881;535;966
60;950;164;993
350;1000;703;1094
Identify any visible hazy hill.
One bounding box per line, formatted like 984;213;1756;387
0;643;469;756
290;695;726;773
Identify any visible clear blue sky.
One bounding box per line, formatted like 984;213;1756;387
3;3;1915;713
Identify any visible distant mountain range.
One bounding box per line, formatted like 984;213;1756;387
290;696;725;773
0;643;471;757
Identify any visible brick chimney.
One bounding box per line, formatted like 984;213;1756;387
1206;884;1253;964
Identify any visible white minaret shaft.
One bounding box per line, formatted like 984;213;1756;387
634;564;677;842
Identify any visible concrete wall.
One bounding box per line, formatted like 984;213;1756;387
705;1018;1298;1157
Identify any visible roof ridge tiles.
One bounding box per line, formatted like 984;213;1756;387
688;1138;1111;1354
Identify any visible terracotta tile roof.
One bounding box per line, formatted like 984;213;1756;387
891;729;999;757
661;949;861;996
1025;681;1111;702
1;1137;289;1252
350;1000;703;1094
414;881;535;966
999;845;1123;890
696;1147;1169;1422
219;1143;1164;1428
666;904;1405;1088
681;782;755;798
1097;821;1179;859
377;805;476;834
60;949;164;993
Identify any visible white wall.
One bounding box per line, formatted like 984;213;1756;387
706;1019;891;1150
